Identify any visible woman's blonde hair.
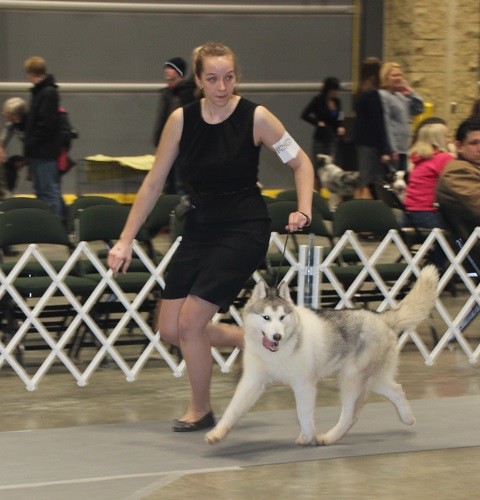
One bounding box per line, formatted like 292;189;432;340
409;123;448;159
380;62;401;88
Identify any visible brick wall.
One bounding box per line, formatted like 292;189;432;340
383;0;480;132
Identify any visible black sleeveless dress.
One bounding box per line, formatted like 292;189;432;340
162;97;271;311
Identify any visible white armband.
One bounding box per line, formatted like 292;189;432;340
272;131;300;163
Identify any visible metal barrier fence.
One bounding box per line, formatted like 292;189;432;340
1;227;479;390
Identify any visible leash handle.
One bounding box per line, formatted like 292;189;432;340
274;232;290;288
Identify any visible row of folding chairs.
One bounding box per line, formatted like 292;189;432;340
2;193;477;370
0;195;183;367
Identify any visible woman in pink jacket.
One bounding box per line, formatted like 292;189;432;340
403;122;454;230
402;121;454;270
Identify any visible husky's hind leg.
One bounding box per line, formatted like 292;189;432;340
316;374;367;445
372;380;416;426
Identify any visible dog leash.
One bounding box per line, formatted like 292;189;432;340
274;232;290;288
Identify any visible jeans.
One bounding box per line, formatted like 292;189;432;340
29;158;63;218
402;211;446;270
401;211;446;231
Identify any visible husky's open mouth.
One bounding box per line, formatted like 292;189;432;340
262;333;279;352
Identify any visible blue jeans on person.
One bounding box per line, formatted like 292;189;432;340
402;210;446;231
29;158;63;218
402;210;446;270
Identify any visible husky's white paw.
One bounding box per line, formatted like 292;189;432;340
315;433;336;446
295;433;316;446
403;414;416;426
205;426;228;444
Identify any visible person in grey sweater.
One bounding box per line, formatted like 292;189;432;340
379;62;424;173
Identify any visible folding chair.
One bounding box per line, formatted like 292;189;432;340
144;194;182;238
371;180;431;250
262;194;276;204
267;200;357;264
74;204;156;272
0;208;97;366
143;194;182;261
330;199;414;308
66;195;121;235
0;196;53;213
439;205;480;335
275;189;333;221
70;204;162;360
371;181;404;211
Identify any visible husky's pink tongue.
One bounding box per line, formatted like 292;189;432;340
262;336;279;351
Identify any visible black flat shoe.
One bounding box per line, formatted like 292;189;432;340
172;411;216;432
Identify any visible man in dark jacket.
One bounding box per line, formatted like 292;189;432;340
24;56;63;217
152;57;196;194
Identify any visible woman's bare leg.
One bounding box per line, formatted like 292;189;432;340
158;297;244;422
176;295;219;422
157;298;244;349
157;298;184;346
206;322;244;348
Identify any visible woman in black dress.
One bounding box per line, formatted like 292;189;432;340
108;42;314;432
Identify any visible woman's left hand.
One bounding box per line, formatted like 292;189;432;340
285;211;311;232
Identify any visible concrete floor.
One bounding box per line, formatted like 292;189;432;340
2;341;480;498
1;234;480;498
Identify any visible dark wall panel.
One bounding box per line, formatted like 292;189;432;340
0;3;355;192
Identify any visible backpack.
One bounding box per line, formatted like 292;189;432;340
57;106;78;173
58;106;78;149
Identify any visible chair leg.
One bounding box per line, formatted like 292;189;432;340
2;298;25;367
427;312;440;345
69;325;89;360
458;304;480;335
69;302;105;361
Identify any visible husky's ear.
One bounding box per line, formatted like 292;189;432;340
277;281;292;302
251;280;268;301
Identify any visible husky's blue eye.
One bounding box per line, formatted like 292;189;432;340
261;315;270;321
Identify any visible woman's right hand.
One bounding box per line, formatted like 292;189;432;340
107;239;133;275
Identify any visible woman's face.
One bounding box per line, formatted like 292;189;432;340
387;67;404;91
196;55;236;107
326;88;338;99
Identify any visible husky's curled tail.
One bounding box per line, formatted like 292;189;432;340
382;265;439;335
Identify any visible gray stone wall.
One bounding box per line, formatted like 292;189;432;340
383;0;480;132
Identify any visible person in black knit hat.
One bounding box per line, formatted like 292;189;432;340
152;56;196;194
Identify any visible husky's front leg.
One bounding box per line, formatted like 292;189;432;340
291;380;318;445
205;370;266;444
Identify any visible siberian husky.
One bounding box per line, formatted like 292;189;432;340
205;266;438;446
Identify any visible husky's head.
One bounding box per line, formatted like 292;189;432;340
243;281;298;353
